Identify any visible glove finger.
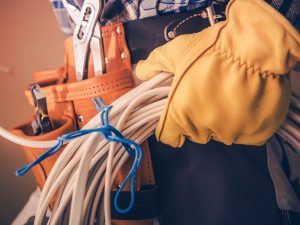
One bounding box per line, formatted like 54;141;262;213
136;44;175;80
136;33;199;80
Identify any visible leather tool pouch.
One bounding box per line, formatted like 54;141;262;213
12;114;75;207
11;23;158;223
12;116;75;189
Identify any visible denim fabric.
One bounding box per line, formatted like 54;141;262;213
267;136;300;214
272;93;300;214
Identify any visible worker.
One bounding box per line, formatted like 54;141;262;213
13;0;300;224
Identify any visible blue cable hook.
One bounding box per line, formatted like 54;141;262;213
16;97;143;214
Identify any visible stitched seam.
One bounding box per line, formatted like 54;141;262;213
72;77;129;93
177;33;201;67
67;81;132;98
135;163;141;190
145;145;154;184
214;47;277;76
46;79;133;102
157;28;223;143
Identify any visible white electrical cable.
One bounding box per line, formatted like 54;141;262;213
34;73;172;225
0;127;57;148
83;105;164;220
0;72;173;225
40;93;168;225
104;87;170;225
53;96;165;225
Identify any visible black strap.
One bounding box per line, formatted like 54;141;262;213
111;185;159;220
123;3;226;64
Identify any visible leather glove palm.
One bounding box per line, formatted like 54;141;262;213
136;0;300;147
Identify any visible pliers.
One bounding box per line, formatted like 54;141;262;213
62;0;106;81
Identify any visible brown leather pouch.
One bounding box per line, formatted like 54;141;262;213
11;112;75;208
12;23;158;224
12;114;75;189
25;68;135;128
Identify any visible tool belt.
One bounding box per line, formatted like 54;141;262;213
12;22;157;224
12;4;227;224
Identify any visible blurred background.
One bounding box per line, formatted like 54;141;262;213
0;0;299;224
0;0;65;224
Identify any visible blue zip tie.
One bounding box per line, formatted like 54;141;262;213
16;128;108;176
113;137;143;214
93;97;143;213
16;97;143;214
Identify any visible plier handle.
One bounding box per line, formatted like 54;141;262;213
30;84;53;135
62;0;106;81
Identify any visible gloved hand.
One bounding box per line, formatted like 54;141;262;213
136;0;300;147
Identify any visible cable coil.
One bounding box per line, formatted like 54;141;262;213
0;72;173;225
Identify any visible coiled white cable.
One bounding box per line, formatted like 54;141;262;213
0;72;172;225
0;127;57;148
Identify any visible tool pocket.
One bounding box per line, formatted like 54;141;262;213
64;68;135;128
11;23;159;223
12;115;75;190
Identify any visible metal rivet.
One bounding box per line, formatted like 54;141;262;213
105;57;109;64
167;31;176;39
77;115;84;122
121;52;126;60
200;11;208;19
116;26;121;34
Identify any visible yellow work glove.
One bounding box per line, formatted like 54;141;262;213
136;0;300;147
